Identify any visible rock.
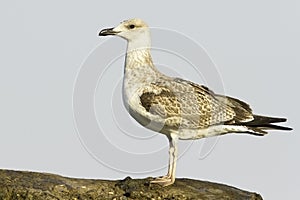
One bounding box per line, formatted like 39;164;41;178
0;169;263;200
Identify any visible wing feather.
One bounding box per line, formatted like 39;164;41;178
139;78;239;129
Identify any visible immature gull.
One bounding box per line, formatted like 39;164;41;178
99;18;292;187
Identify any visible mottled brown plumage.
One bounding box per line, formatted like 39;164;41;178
139;78;236;129
99;18;292;187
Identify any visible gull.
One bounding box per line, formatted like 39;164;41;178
98;18;292;187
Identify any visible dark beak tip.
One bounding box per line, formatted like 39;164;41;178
98;27;116;36
98;30;105;36
98;29;106;36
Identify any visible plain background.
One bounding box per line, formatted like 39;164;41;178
0;1;299;199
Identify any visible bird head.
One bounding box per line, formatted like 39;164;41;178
99;19;151;50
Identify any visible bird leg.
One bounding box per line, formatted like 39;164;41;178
151;133;178;187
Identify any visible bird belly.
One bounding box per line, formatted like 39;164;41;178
176;125;250;140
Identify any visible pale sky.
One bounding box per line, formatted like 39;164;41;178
0;1;299;199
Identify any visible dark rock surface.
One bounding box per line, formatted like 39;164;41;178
0;169;263;200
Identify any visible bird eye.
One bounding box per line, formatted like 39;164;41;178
129;24;135;29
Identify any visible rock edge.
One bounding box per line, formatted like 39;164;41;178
0;169;263;200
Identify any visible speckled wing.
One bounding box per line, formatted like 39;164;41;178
214;95;254;123
139;77;248;129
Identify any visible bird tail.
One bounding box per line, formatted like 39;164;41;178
244;115;292;135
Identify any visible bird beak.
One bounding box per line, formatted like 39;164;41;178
98;27;119;36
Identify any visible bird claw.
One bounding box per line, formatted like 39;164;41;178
150;175;175;187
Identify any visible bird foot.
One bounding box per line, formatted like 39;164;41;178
150;175;175;187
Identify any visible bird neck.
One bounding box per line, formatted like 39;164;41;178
125;31;158;72
125;48;154;69
123;43;161;100
126;30;151;53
